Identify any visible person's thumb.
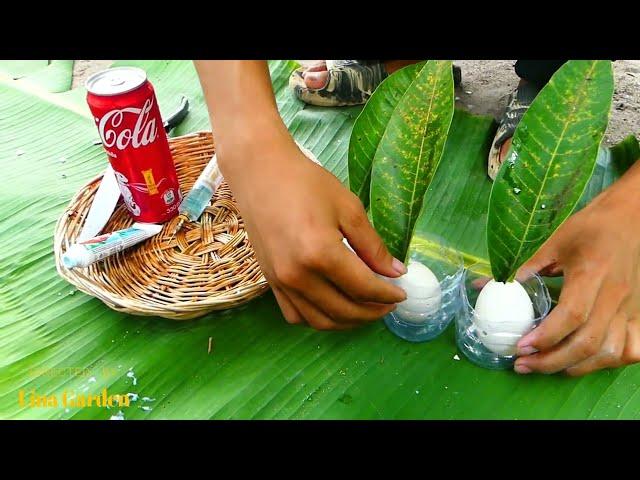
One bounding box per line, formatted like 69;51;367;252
340;205;407;278
515;238;561;282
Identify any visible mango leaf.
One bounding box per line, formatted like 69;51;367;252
369;60;455;260
487;60;614;282
348;61;425;205
2;61;640;420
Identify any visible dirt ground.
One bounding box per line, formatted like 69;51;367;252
73;60;640;146
454;60;640;146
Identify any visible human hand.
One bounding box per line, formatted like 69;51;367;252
219;129;407;330
513;163;640;376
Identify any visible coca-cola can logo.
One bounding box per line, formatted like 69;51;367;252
98;98;158;150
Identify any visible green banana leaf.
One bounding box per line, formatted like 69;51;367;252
348;61;425;205
487;60;614;282
2;60;640;420
269;60;306;126
0;60;52;78
370;60;455;260
288;105;363;185
577;134;640;210
409;110;495;265
0;60;74;93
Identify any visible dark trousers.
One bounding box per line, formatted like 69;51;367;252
514;60;567;89
372;60;567;90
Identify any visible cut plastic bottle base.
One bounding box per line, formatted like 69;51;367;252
455;263;552;370
384;238;464;343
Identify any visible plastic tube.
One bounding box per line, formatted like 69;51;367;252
62;222;162;269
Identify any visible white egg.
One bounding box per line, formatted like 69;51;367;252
343;241;442;324
473;279;535;356
392;261;442;323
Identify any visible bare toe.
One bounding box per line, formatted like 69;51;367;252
304;70;329;89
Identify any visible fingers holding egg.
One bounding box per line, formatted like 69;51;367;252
391;261;443;323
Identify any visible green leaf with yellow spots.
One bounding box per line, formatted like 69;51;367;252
369;60;455;261
348;61;425;206
488;60;614;282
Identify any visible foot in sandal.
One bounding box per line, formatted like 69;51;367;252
487;80;540;180
290;60;463;107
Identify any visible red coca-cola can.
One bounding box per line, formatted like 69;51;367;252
86;67;181;223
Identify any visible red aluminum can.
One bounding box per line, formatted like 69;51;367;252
85;67;181;223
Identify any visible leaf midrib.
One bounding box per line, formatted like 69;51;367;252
403;71;442;256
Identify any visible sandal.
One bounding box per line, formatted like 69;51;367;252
487;82;540;180
289;60;463;107
289;60;388;107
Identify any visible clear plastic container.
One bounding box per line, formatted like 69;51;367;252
455;262;552;370
384;238;464;343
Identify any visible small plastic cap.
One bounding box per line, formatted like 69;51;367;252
62;253;77;269
62;244;84;269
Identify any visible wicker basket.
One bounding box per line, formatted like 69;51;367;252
54;131;272;320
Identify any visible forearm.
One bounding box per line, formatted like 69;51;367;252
193;60;293;177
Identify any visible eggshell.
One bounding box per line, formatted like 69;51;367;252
392;261;442;323
473;279;535;356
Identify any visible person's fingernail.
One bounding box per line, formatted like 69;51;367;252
392;258;407;275
517;345;538;356
514;363;532;375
